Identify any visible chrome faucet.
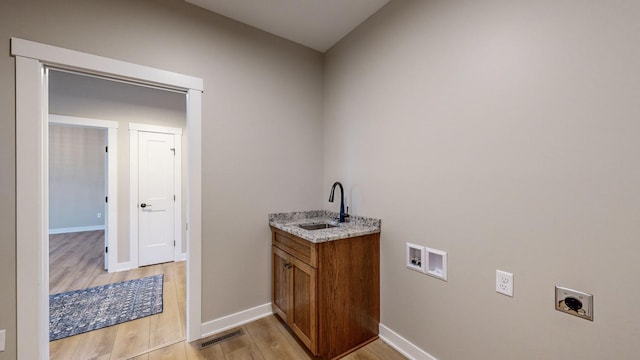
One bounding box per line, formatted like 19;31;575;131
329;181;347;223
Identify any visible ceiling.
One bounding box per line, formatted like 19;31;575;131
184;0;390;52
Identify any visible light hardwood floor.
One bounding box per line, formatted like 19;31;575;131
133;315;407;360
50;231;186;360
50;231;406;360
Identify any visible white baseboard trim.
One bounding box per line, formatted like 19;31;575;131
110;258;185;274
201;303;272;338
49;225;105;235
198;306;435;360
109;261;135;273
176;252;187;262
379;323;438;360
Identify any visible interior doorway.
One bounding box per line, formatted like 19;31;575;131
46;70;187;355
48;114;119;271
48;69;188;271
13;37;204;359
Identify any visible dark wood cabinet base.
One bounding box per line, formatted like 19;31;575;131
271;227;380;359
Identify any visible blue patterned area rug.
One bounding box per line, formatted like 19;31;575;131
49;274;164;341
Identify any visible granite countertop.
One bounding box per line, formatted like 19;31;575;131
268;210;381;243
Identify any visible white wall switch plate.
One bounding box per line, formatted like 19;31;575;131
0;329;6;352
496;270;514;297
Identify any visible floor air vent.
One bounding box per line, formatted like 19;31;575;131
198;329;244;349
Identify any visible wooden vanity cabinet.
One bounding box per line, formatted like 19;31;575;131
271;226;380;359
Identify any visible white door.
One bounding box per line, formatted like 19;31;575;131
138;131;175;266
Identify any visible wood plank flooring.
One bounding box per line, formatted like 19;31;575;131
133;316;406;360
49;231;406;360
49;231;186;360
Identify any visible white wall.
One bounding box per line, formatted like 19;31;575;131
49;124;106;231
324;1;640;359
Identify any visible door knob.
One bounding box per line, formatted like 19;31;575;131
140;203;151;208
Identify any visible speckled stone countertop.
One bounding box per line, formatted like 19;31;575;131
268;210;381;243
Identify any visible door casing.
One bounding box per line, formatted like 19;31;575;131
13;37;204;359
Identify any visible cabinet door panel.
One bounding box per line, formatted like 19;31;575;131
290;258;317;355
272;247;291;322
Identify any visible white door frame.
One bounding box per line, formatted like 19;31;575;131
130;123;184;267
13;37;204;359
48;114;119;272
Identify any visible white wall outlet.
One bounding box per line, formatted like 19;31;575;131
406;243;426;273
555;286;593;321
0;329;5;352
496;270;514;297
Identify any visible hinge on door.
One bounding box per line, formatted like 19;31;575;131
105;246;108;253
174;240;176;247
170;148;176;155
174;195;176;201
105;196;108;203
105;146;108;152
